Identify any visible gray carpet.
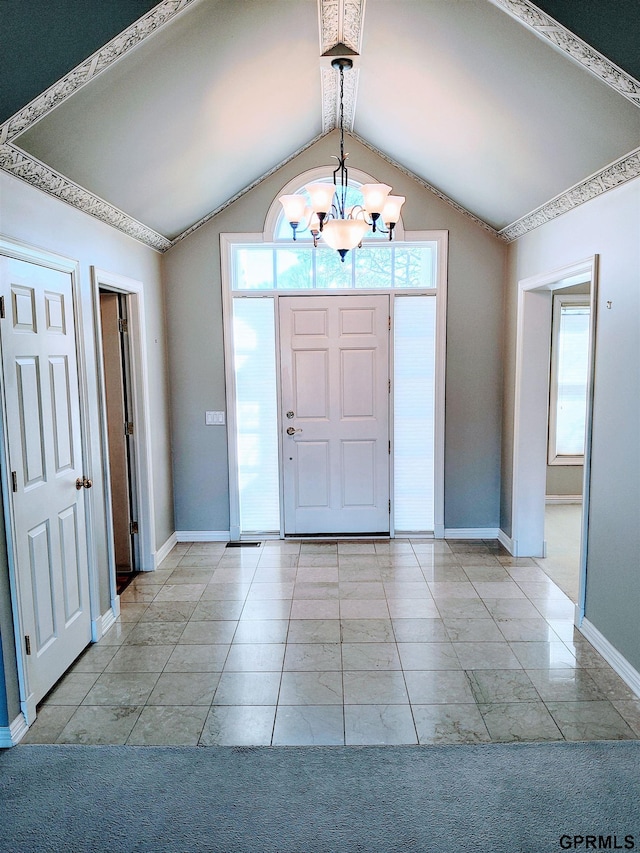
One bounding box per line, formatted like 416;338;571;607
1;742;639;852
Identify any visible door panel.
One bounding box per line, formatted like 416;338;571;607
341;440;376;506
50;356;74;472
293;350;329;418
0;256;91;708
59;504;82;622
280;294;389;535
28;522;55;650
341;349;376;418
16;357;46;485
297;442;330;507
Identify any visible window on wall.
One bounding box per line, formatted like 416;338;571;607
548;295;590;465
232;244;437;291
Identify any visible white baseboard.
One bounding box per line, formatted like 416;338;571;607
175;531;231;542
579;618;640;699
444;528;501;540
0;712;29;747
497;529;515;554
546;495;582;504
92;599;120;641
97;601;120;639
154;532;178;567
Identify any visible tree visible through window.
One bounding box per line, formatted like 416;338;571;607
232;244;436;291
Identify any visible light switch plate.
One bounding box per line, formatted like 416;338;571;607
205;411;225;425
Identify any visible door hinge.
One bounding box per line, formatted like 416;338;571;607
119;318;128;334
388;316;391;330
388;499;391;514
11;471;17;492
130;521;139;535
0;296;5;319
388;440;391;454
125;422;134;436
25;635;31;656
388;379;391;393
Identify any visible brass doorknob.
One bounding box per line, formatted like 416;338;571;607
76;477;93;490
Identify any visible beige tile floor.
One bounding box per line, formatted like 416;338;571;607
536;504;582;602
23;538;640;746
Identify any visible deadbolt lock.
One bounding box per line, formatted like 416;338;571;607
286;411;295;419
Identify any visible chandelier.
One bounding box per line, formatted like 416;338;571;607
278;57;405;261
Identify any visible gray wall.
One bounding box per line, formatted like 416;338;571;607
0;170;174;723
164;131;505;534
503;176;640;672
546;465;583;497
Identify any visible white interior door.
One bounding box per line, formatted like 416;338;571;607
0;256;92;710
280;294;390;535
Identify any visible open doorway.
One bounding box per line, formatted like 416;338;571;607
91;266;156;619
511;257;598;621
540;285;590;602
99;290;138;590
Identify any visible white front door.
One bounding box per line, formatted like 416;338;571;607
279;294;390;535
0;256;92;711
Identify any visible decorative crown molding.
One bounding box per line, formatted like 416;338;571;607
0;0;198;146
319;0;366;56
500;146;640;241
0;144;171;252
321;65;359;133
488;0;640;109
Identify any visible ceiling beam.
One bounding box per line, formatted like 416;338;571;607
319;0;366;55
319;0;365;132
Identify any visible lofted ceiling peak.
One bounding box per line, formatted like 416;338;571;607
0;0;638;251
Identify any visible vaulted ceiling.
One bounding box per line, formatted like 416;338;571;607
1;0;639;251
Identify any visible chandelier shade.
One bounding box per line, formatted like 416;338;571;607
360;183;392;217
382;195;406;225
278;194;307;226
322;218;369;253
279;57;404;260
306;182;338;216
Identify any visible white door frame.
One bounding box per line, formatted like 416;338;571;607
221;231;447;540
91;268;156;590
511;256;598;619
0;236;96;724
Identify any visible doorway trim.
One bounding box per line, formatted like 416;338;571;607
511;256;598;620
220;229;447;540
91;269;156;595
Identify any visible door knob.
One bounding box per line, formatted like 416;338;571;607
76;477;93;490
286;427;302;436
